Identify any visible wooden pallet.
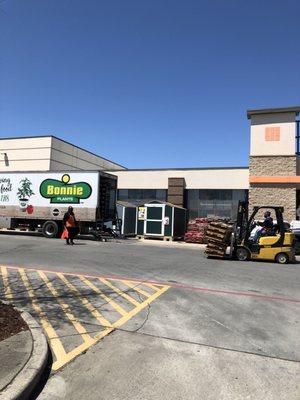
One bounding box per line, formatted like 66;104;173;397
206;243;227;251
205;250;226;257
209;221;232;229
205;220;233;259
205;253;226;259
206;232;227;240
137;235;181;242
205;235;228;244
206;226;228;234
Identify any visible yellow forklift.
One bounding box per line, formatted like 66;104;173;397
230;202;295;264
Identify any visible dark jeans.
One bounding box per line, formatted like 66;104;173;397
67;227;78;241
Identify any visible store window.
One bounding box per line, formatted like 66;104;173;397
117;189;167;205
187;189;247;220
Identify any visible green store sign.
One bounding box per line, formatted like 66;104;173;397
40;174;92;204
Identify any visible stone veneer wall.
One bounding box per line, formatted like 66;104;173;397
249;185;296;221
249;156;296;176
249;156;297;221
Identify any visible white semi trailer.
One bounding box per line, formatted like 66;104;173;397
0;170;117;238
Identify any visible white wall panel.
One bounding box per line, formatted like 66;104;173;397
111;169;249;189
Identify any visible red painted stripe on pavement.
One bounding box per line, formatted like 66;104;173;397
4;263;300;304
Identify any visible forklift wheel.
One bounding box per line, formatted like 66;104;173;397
275;253;288;264
236;247;250;261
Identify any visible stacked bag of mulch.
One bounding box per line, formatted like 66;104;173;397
184;218;209;244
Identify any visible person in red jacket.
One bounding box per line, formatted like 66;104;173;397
63;206;78;245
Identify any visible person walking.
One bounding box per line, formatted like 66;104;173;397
63;206;78;245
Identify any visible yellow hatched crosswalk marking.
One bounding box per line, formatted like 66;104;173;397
112;284;170;329
0;265;170;372
79;275;128;316
38;270;94;345
56;272;113;329
99;277;140;307
1;266;13;300
144;282;164;291
52;327;114;370
121;280;153;298
18;268;67;362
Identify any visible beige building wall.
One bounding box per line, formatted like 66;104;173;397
0;136;125;172
109;168;249;189
250;113;296;156
50;137;125;171
0;137;52;171
248;107;300;221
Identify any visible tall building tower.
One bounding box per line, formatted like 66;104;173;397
248;106;300;221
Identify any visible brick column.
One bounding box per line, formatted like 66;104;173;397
167;178;185;207
247;107;300;221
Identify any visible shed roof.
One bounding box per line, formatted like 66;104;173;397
145;200;186;210
117;201;137;208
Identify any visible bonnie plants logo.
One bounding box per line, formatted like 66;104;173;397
40;174;92;204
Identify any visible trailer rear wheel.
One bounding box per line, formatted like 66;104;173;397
42;221;59;238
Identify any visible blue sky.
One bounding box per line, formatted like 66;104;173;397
1;0;299;168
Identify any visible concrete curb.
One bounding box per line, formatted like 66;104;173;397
136;238;207;250
0;310;50;400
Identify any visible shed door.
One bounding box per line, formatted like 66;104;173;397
144;205;164;236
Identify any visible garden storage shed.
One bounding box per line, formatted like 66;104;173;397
137;200;186;240
116;201;137;236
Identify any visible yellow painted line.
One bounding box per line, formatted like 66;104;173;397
79;276;127;317
18;268;67;362
1;266;170;372
56;272;113;329
113;284;170;329
120;280;152;298
52;327;114;370
4;265;169;290
99;277;140;307
143;282;163;292
1;266;13;299
38;271;94;345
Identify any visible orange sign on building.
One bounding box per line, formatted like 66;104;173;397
265;127;280;141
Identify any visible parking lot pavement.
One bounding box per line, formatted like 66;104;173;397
0;235;299;399
0;265;169;370
0;235;299;300
38;282;300;400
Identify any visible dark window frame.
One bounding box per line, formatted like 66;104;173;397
296;119;300;155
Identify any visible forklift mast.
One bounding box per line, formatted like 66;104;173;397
235;200;248;244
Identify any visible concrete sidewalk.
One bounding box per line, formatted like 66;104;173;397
38;330;300;400
0;311;49;400
0;330;32;393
